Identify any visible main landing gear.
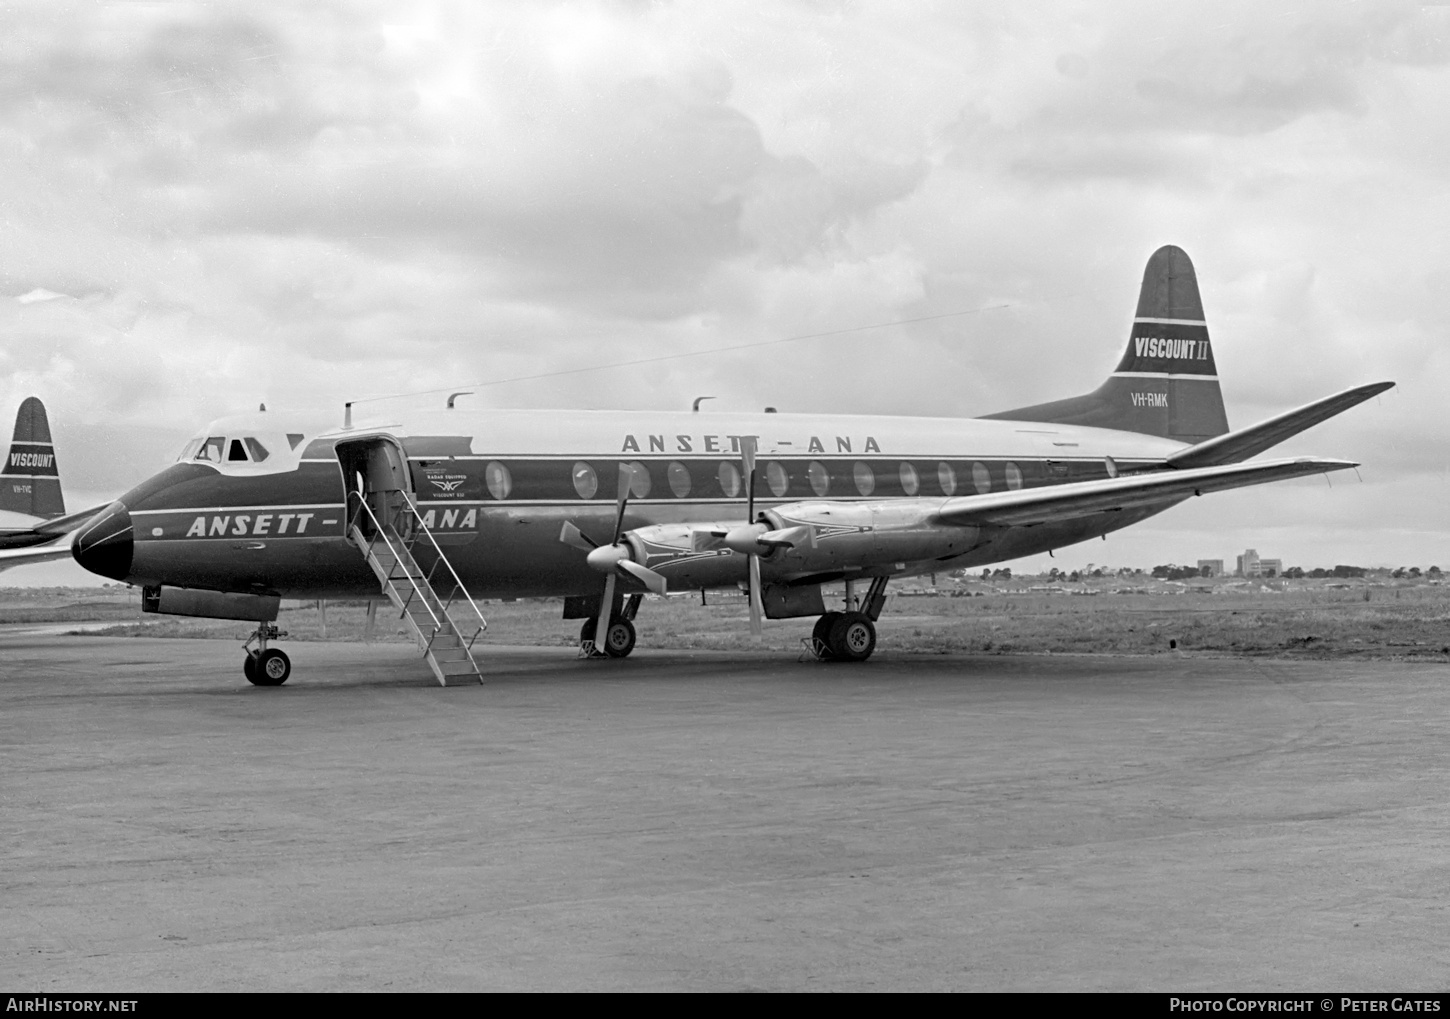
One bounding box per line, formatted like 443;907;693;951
808;577;889;663
579;593;642;659
243;622;291;686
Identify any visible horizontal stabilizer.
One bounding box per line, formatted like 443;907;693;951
0;537;74;573
934;457;1356;528
1165;382;1394;469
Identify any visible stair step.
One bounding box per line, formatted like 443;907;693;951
437;658;481;675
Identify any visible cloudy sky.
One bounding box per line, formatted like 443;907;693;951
3;0;1447;585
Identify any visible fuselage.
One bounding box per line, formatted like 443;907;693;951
72;406;1188;598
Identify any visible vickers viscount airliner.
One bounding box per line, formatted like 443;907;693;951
0;246;1393;685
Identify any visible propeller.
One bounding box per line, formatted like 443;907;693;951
558;463;668;650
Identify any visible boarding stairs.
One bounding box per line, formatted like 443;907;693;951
348;491;488;686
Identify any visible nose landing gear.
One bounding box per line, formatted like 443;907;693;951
243;622;291;686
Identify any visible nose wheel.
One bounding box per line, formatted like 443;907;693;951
243;622;291;686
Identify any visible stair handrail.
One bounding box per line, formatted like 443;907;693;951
397;491;489;644
347;491;447;638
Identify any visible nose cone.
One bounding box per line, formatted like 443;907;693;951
723;522;769;555
585;543;629;574
72;501;133;581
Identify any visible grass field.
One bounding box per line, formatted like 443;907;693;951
4;580;1449;660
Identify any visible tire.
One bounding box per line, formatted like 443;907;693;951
828;612;876;663
602;618;636;658
250;648;291;686
243;653;257;682
812;612;842;659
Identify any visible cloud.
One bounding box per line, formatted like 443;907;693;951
0;0;1445;573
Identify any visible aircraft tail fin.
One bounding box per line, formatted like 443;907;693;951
1;397;65;518
980;245;1230;443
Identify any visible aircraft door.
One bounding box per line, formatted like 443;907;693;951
336;436;412;540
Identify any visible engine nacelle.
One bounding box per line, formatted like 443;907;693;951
621;499;981;588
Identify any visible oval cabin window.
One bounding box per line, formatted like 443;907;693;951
717;461;741;498
626;461;651;499
807;461;830;497
972;461;992;494
1005;462;1024;490
667;462;691;498
572;461;598;500
899;462;919;496
485;461;512;500
853;462;875;496
765;461;790;497
937;462;957;496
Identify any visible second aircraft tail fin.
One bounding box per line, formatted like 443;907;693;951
980;245;1230;443
1;397;65;518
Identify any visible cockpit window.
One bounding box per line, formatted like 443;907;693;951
244;437;270;462
286;433;304;450
178;438;202;462
227;439;249;462
197;437;226;463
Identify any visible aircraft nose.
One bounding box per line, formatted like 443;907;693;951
72;501;134;581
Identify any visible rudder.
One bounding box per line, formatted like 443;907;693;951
982;245;1230;443
1;397;65;518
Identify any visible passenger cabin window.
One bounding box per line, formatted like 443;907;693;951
807;461;830;497
765;461;790;497
972;462;992;495
853;462;875;496
899;462;919;496
667;462;691;498
626;461;650;499
1005;462;1024;490
937;462;957;496
572;461;598;500
485;461;512;500
718;461;741;498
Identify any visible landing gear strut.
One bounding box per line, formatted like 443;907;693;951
243;622;291;686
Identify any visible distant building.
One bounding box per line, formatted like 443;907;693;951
1198;559;1224;577
1235;549;1282;578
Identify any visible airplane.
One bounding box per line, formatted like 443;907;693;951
0;246;1393;686
0;396;100;555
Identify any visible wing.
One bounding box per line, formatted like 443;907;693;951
934;456;1356;528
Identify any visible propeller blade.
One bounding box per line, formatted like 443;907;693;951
560;520;598;552
740;436;757;524
617;559;667;596
612;462;633;541
747;553;763;637
594;570;618;650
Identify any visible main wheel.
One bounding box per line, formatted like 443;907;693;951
827;612;876;663
250;648;291;686
601;618;636;658
812;612;842;659
243;653;257;682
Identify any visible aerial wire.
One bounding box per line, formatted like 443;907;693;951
345;303;1014;409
